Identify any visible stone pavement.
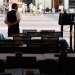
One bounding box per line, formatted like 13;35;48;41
0;13;74;49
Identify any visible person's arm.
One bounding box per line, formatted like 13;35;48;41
4;14;12;27
12;12;21;26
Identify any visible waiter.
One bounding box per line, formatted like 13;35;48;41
4;3;21;37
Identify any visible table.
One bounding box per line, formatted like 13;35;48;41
44;53;75;60
1;53;75;61
0;54;45;61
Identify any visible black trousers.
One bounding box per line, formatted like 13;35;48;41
8;27;19;37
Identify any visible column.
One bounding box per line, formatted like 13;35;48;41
63;0;69;10
0;0;3;6
74;25;75;52
35;0;39;6
45;0;51;9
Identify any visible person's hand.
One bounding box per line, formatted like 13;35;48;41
8;22;12;27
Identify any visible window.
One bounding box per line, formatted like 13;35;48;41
18;0;22;2
69;0;75;8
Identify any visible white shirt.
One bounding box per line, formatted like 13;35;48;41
5;9;21;21
39;4;42;10
9;4;12;11
25;5;27;10
59;5;64;11
22;4;25;9
33;7;36;11
29;4;33;9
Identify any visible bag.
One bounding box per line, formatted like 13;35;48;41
59;39;68;49
0;34;5;40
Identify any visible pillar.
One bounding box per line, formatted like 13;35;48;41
63;0;69;10
0;0;3;6
45;0;51;9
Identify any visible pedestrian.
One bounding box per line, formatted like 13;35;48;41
58;3;64;13
29;3;33;13
4;3;21;37
32;5;36;15
38;3;43;16
22;3;25;15
9;2;12;11
2;3;6;14
25;4;28;15
37;4;40;15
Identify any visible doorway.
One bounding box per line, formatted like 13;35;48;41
52;0;61;12
23;0;35;7
23;0;32;7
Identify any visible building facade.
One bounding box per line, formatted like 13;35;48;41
0;0;75;10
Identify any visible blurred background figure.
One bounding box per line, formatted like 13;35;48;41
2;2;6;14
38;3;43;16
22;3;25;15
6;3;9;13
37;4;40;15
58;3;64;13
9;2;12;11
25;4;28;15
32;5;36;15
29;3;33;13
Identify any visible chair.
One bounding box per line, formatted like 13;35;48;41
59;57;75;74
13;36;31;45
0;74;11;75
0;40;15;44
0;59;5;73
13;36;31;41
0;44;19;53
27;43;49;54
10;33;26;37
41;30;55;32
0;47;32;53
27;32;39;37
6;56;36;68
23;29;37;34
42;38;59;52
37;59;58;74
40;30;55;37
38;32;49;37
13;47;32;53
42;38;59;46
0;43;19;47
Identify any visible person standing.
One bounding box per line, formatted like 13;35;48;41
37;4;40;15
2;2;6;14
29;3;33;13
58;3;64;13
39;3;43;16
9;2;12;11
25;4;28;15
32;5;36;15
4;3;21;37
22;3;25;15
